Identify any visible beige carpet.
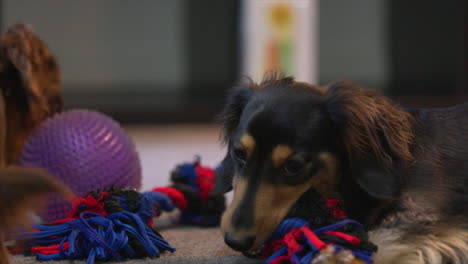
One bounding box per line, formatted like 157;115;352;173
10;227;261;264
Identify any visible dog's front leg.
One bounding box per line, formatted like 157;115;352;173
310;246;368;264
370;225;468;264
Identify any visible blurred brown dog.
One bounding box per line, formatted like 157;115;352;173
0;23;69;264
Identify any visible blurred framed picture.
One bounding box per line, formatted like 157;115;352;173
241;0;318;83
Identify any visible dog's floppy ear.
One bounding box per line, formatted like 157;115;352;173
1;23;62;117
325;81;414;199
218;85;254;144
213;85;254;194
0;23;62;164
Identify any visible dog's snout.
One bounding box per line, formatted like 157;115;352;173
224;232;255;252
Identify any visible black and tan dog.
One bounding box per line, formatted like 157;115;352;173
214;73;468;264
0;23;68;264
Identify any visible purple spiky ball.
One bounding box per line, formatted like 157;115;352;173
19;109;142;222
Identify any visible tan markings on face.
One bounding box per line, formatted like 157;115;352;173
249;181;314;248
240;134;256;158
220;152;340;249
271;144;294;167
221;176;248;237
220;175;310;244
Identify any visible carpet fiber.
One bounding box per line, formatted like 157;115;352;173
10;227;261;264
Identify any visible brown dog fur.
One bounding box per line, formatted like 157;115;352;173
0;23;67;264
0;23;62;164
326;81;415;167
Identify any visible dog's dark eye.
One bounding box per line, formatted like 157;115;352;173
283;158;305;175
232;147;247;164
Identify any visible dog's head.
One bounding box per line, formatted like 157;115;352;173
0;23;62;164
214;74;414;253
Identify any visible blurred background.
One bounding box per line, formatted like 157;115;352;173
1;0;467;190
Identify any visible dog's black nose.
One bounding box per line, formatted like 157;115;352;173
224;233;255;252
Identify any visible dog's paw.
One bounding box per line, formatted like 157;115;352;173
311;246;366;264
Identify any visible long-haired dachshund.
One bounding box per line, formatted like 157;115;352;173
0;23;68;264
214;73;468;264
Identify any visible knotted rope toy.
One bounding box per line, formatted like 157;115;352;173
146;156;226;227
21;186;175;264
261;218;376;264
251;192;377;264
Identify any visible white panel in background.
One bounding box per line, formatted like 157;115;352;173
319;0;388;90
241;0;318;84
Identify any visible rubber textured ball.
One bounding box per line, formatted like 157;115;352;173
19;109;142;222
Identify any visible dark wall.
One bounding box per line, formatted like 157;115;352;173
319;0;388;90
186;0;239;96
319;0;466;99
0;0;239;124
388;0;466;96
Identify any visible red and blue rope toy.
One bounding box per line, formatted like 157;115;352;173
253;197;377;264
260;217;376;264
20;158;225;264
147;156;226;227
22;186;175;264
21;158;377;264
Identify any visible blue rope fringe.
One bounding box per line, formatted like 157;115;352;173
28;211;175;263
264;218;374;264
